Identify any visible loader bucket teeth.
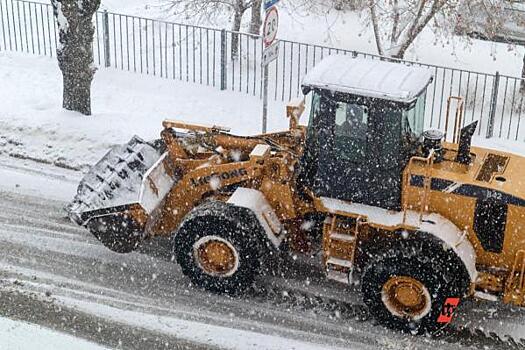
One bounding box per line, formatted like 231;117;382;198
67;136;168;227
117;169;128;179
103;190;114;200
126;160;139;171
127;159;146;173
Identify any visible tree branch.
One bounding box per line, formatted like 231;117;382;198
369;0;384;55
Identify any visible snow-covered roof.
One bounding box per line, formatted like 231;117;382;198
302;55;433;103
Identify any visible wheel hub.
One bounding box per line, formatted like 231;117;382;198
381;276;432;320
193;236;239;277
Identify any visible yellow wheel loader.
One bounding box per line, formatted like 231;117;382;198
69;55;525;334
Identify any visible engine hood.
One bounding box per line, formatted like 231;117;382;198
410;143;525;206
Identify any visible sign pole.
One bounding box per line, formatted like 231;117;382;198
261;1;280;134
262;64;269;133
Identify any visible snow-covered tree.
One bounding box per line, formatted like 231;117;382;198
230;0;262;58
51;0;101;116
367;0;458;58
456;0;525;90
249;0;263;35
163;0;263;59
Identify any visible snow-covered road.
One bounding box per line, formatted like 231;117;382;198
0;156;524;350
0;316;110;350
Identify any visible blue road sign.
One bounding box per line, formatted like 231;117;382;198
264;0;280;11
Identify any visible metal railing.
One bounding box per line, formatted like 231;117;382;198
1;0;525;141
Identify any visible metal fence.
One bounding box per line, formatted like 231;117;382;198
1;0;525;141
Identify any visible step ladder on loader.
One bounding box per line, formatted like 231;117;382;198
323;216;366;284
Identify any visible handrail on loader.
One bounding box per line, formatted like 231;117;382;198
444;96;465;144
402;150;435;226
400;95;461;225
163;119;231;133
505;250;525;306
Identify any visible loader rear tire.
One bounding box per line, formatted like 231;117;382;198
88;215;144;254
361;238;469;334
174;211;259;295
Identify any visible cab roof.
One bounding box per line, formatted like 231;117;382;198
302;55;433;103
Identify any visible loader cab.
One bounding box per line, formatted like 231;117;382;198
299;56;433;210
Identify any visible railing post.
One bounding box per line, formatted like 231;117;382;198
486;71;500;138
102;10;111;67
220;29;227;90
262;64;269;133
0;0;5;52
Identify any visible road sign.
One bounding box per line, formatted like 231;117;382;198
263;6;279;47
262;40;279;66
264;0;280;11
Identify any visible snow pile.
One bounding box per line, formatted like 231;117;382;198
0;52;288;171
0;157;79;201
0;316;109;350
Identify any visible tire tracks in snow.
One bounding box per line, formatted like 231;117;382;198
0;159;523;349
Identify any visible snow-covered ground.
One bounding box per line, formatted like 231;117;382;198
0;316;108;350
5;0;525;142
0;52;288;170
1;51;523;173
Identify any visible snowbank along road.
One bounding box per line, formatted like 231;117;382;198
0;156;525;350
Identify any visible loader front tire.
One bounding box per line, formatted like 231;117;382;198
361;238;469;334
174;208;259;295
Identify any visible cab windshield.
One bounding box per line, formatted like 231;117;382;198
305;89;426;167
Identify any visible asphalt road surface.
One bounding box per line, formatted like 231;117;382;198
0;156;524;350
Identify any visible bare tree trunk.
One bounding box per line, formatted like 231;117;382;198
231;1;246;60
393;0;446;59
62;71;93;114
368;0;384;55
51;0;100;116
390;0;400;46
249;0;263;35
369;0;448;59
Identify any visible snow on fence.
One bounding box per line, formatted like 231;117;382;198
1;0;525;141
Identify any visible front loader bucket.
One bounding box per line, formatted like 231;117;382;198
68;136;176;253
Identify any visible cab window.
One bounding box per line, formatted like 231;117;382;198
334;102;368;163
402;92;426;138
308;92;321;127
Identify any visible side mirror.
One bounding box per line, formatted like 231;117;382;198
456;121;478;165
